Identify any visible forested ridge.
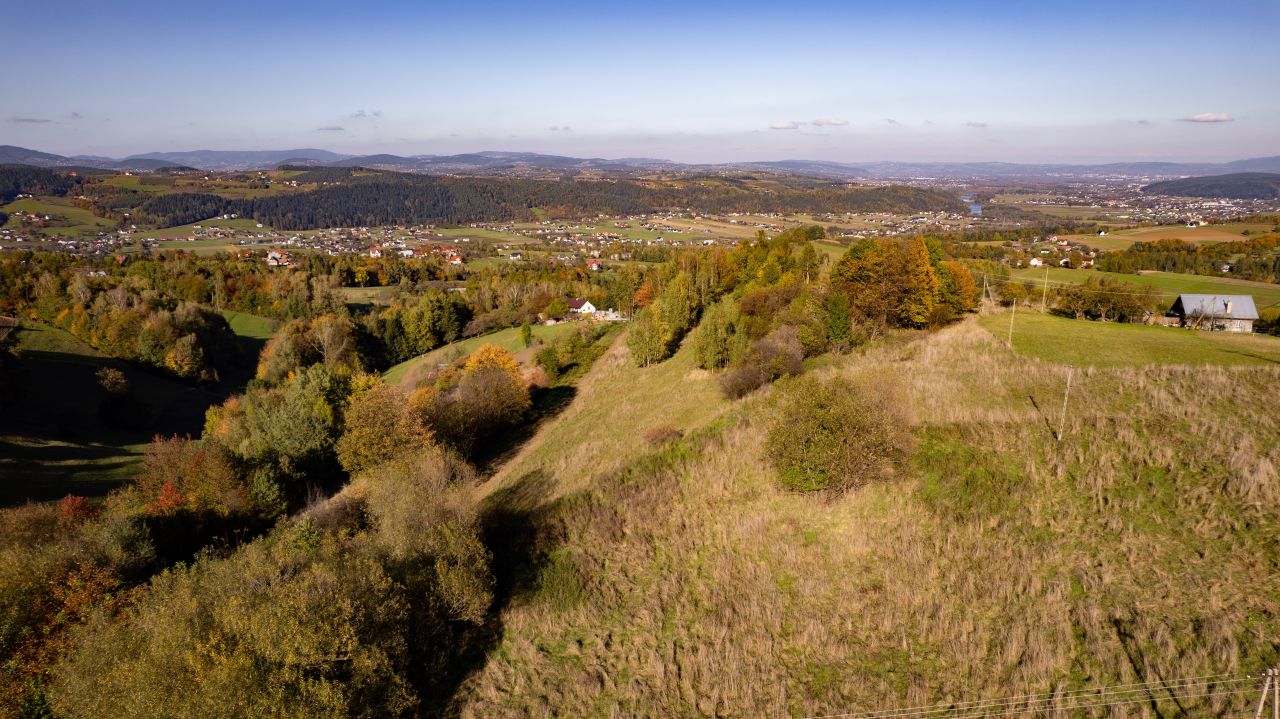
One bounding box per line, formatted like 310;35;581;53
0;165;965;230
1142;172;1280;200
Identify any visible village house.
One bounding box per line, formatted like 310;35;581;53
1168;294;1258;333
265;250;293;267
567;298;596;315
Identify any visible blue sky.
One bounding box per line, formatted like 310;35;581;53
3;0;1277;162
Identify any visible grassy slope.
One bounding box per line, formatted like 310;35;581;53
1;196;115;237
1007;267;1280;311
383;323;581;385
137;218;274;242
455;319;1280;717
1066;222;1276;251
477;332;729;502
220;310;276;341
978;310;1280;367
0;324;217;505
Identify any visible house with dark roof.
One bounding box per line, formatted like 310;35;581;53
1169;294;1258;333
566;298;596;315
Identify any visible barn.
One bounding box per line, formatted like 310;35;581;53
1169;294;1258;333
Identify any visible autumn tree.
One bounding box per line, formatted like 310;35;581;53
899;237;940;328
336;382;433;474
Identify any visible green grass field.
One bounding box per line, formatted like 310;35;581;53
0;323;220;505
1;196;116;237
220;311;276;340
1007;267;1280;311
383;323;582;385
435;227;535;244
137;217;273;240
1065;222;1275;251
978;310;1280;367
336;286;399;306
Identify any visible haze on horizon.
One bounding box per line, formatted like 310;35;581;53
3;0;1278;165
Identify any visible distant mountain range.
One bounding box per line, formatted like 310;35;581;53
3;144;1280;182
1142;172;1280;200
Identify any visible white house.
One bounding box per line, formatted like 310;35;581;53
567;299;596;315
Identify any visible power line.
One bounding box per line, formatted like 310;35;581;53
802;674;1255;719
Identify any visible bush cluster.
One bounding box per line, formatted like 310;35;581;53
766;374;912;493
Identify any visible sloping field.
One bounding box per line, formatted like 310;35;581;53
456;319;1280;717
1067;222;1275;250
1007;267;1280;310
979;310;1280;367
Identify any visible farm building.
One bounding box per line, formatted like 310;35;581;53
1168;294;1258;333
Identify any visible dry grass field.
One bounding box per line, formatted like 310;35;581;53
454;320;1280;717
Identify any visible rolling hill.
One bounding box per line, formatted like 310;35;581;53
5;144;1280;181
1141;172;1280;200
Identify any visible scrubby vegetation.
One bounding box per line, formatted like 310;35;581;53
766;374;912;492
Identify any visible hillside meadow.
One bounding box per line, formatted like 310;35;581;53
1007;267;1280;311
450;320;1280;717
979;310;1280;367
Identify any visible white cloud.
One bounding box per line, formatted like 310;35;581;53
316;125;345;132
811;118;848;127
769;121;801;130
547;125;573;132
965;121;988;128
1181;112;1233;123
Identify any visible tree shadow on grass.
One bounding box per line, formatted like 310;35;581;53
472;385;578;473
420;468;563;718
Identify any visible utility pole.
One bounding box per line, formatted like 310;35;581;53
982;275;990;307
1057;365;1074;442
1007;301;1016;347
1253;668;1278;719
1041;266;1049;312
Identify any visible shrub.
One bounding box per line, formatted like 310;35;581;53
50;537;418;719
360;450;492;624
766;374;912;493
136;436;244;515
718;325;804;399
642;425;683;446
411;346;530;457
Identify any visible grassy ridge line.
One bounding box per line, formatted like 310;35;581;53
383;323;581;385
455;319;1280;716
978;310;1280;367
478;329;729;503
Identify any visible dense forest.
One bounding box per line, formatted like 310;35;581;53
0;166;82;203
